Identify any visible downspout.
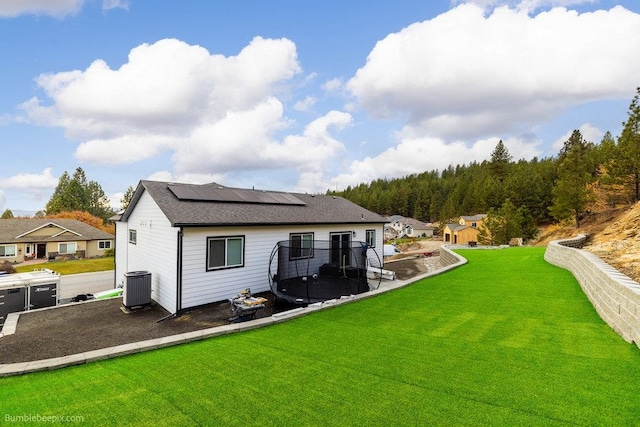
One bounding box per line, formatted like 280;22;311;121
176;227;184;313
112;223;118;290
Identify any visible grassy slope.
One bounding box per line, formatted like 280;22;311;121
2;247;639;426
13;257;114;275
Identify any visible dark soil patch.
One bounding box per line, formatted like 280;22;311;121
0;292;291;364
385;256;429;281
1;258;429;364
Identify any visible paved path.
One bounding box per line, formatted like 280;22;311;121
59;271;115;299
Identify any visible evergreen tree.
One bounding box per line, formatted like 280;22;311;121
46;171;71;214
496;199;523;244
87;180;113;219
613;87;640;202
45;167;113;222
489;139;512;182
478;200;534;245
596;131;617;167
477;209;499;245
518;205;539;241
549;130;595;228
429;191;444;222
1;209;14;219
480;175;505;211
120;185;136;211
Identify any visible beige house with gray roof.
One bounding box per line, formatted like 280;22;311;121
443;214;487;245
0;219;115;264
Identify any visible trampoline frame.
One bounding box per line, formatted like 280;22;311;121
268;239;382;304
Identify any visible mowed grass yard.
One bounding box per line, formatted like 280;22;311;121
13;257;114;275
2;247;639;425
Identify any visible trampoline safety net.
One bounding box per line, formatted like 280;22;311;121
269;239;382;304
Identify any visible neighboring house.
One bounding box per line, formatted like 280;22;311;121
442;214;487;245
385;215;434;239
0;219;115;263
113;180;388;315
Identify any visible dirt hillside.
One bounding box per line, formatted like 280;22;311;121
534;202;640;283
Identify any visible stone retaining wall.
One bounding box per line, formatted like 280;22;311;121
544;235;640;347
439;245;464;267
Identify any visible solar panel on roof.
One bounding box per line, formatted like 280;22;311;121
167;185;203;200
235;190;262;203
220;189;246;202
193;186;223;201
167;183;306;206
269;193;292;204
281;193;306;205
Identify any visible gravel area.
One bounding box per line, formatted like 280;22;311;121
0;256;433;364
0;292;283;364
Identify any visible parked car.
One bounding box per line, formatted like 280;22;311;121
383;244;402;257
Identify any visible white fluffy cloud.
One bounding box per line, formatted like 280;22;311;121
452;0;597;13
323;4;640;190
0;0;127;17
551;122;602;152
347;4;640;140
0;168;57;210
13;4;640;197
23;37;317;177
0;0;83;17
1;168;57;191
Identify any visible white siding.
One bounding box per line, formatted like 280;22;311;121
180;223;384;309
117;191;179;313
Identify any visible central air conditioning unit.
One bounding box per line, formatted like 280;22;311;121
123;271;152;308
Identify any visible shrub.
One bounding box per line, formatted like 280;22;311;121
0;260;16;275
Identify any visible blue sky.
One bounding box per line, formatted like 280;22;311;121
1;0;639;214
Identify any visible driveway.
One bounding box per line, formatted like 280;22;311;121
59;271;115;299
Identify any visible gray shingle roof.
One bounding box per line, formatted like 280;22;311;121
0;219;114;244
122;180;388;227
461;214;487;221
445;223;470;232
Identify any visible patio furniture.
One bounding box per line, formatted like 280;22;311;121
228;289;267;321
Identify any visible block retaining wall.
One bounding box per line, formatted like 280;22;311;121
439;245;464;267
544;235;640;347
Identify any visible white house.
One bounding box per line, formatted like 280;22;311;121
114;180;388;315
385;215;434;239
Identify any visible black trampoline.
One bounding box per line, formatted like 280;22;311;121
268;239;382;305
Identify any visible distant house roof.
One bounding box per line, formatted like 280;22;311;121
402;217;433;229
120;180;388;227
385;215;433;229
0;219;114;243
461;214;487;221
445;223;470;232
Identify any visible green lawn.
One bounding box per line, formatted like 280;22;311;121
13;257;114;275
2;247;639;426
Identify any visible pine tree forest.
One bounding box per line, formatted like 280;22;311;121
328;87;640;237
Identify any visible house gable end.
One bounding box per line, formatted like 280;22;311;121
15;222;82;239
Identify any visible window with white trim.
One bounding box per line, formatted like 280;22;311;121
207;236;244;270
129;229;137;244
290;232;314;259
0;244;16;257
98;240;112;250
59;242;77;254
365;230;376;247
